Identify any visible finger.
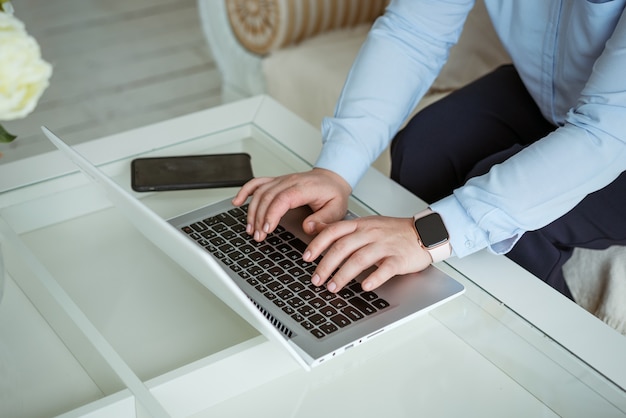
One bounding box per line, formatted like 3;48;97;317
308;222;361;287
232;177;272;206
359;258;403;292
253;180;315;241
245;178;287;240
301;202;346;235
304;220;357;262
325;244;384;293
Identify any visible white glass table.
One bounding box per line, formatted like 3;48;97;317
0;96;624;417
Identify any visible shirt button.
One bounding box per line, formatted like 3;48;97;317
464;240;474;248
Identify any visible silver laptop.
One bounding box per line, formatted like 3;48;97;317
42;126;464;370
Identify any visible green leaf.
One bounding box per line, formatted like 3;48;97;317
0;124;17;143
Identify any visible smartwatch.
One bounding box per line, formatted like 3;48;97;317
412;210;452;263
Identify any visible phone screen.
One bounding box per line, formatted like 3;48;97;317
131;153;253;192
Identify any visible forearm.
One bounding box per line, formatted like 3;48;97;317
316;0;474;188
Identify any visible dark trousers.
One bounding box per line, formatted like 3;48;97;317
390;65;626;299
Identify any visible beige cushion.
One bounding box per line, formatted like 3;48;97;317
262;0;510;129
225;0;387;55
564;246;626;335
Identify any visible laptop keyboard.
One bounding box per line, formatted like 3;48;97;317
180;204;390;339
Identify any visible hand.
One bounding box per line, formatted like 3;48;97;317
232;168;352;241
303;216;432;292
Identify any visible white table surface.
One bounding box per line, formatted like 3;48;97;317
0;96;624;418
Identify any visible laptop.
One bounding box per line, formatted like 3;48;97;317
42;126;464;370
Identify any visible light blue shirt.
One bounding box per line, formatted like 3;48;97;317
315;0;626;258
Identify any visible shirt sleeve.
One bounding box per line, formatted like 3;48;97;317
315;0;475;188
432;9;626;258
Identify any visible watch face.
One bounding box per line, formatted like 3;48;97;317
414;213;449;248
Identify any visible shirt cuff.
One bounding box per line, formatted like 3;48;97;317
430;194;519;258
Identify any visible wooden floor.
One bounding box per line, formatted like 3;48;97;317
0;0;222;163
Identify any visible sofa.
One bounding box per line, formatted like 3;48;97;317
198;0;625;335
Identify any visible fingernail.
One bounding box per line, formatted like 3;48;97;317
327;281;337;292
311;274;320;286
246;224;252;234
263;222;270;233
303;250;311;261
254;230;261;241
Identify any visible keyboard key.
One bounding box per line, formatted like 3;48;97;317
228;207;246;217
289;238;308;253
348;281;364;293
287;297;305;308
277;274;292;285
288;267;305;278
267;236;282;246
266;281;283;292
203;216;220;226
310;328;326;339
291;313;305;323
310;298;325;309
372;298;391;310
349;296;377;315
231;237;246;247
331;314;351;328
279;231;295;241
297;305;316;317
217;212;238;226
249;251;265;262
319;322;339;335
288;282;306;293
268;266;283;277
221;230;237;240
320;306;337;317
329;298;348;310
219;243;235;254
276;289;294;300
299;290;315;301
258;259;275;269
342;306;365;321
247;266;264;276
257;273;272;284
213;223;227;233
190;222;209;232
309;313;326;326
276;243;292;253
320;290;337;301
237;258;255;269
228;251;244;262
240;244;255;254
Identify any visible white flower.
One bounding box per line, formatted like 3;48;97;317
0;11;52;121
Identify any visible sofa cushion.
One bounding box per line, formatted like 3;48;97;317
262;0;509;129
225;0;388;55
564;246;626;335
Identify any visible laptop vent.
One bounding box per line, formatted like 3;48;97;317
249;298;295;339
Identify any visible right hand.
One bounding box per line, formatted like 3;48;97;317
232;168;352;241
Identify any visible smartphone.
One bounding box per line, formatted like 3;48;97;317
130;153;253;192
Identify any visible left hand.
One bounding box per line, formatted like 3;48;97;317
303;215;433;293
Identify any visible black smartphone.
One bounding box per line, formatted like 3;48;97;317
130;153;253;192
